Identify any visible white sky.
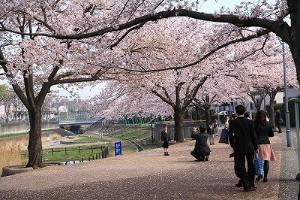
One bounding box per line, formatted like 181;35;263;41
53;83;105;99
200;0;243;13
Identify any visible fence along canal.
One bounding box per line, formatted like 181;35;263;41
22;144;109;165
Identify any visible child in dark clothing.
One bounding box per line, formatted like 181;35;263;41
161;125;169;156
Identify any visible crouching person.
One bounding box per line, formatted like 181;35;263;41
191;126;210;161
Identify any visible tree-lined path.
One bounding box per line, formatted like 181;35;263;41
1;133;295;200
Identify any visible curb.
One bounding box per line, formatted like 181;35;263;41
1;165;33;177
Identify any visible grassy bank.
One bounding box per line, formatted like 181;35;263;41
0;133;61;174
1;127;156;172
112;127;151;141
0;137;26;175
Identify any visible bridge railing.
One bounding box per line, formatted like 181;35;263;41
58;112;99;124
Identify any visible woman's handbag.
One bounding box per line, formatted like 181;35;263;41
255;153;264;176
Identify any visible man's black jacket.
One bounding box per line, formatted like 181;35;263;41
229;117;258;154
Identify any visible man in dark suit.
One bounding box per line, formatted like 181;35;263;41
229;105;258;192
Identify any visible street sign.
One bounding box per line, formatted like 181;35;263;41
115;141;122;156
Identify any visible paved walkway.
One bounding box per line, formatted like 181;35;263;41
0;132;298;200
278;129;300;200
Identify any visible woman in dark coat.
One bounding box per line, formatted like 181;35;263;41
191;126;210;161
254;110;276;182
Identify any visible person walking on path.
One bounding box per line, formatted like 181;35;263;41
191;126;210;161
275;110;282;133
229;105;258;192
219;116;230;144
254;110;276;182
208;119;217;145
161;125;170;156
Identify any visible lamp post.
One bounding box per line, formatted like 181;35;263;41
263;90;266;111
282;41;292;147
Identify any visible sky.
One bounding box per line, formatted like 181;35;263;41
52;83;105;99
200;0;244;13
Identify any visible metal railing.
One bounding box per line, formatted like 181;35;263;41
58;112;99;125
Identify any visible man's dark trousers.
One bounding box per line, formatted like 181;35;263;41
234;152;255;189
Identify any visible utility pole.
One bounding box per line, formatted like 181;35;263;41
282;41;291;147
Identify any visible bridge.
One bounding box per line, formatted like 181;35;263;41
58;112;99;134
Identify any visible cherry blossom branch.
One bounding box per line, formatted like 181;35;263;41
52;77;105;85
0;49;29;109
229;34;270;62
117;29;270;74
193;94;217;111
0;9;285;41
36;65;61;107
151;88;175;108
33;6;55;33
162;29;270;71
182;76;208;110
154;83;174;104
113;0;131;23
110;0;165;49
151;82;175;107
110;22;145;49
51;69;111;85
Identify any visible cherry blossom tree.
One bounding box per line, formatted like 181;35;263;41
3;1;297;85
192;75;245;128
0;7;116;167
90;18;252;141
227;34;298;126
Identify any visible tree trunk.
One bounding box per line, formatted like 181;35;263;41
254;98;263;111
287;0;300;84
269;91;277;129
4;103;9;123
269;100;275;128
204;107;210;131
174;110;184;142
26;109;43;168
